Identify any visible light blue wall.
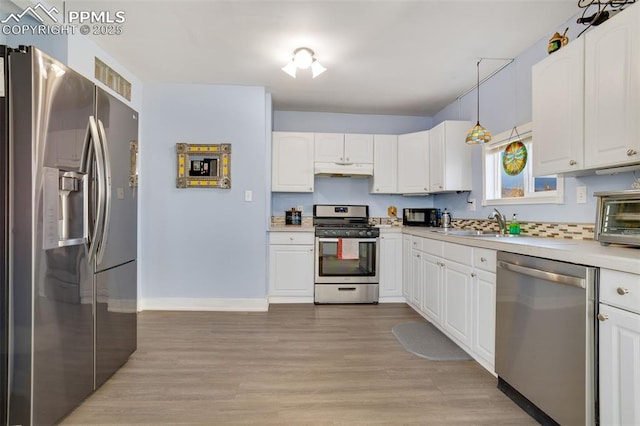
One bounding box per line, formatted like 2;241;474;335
3;15;68;62
140;83;269;301
274;111;432;134
432;14;637;223
272;111;434;218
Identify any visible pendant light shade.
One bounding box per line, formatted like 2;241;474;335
466;123;492;144
466;60;492;144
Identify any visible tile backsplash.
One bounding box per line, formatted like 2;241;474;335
271;216;596;240
450;219;595;240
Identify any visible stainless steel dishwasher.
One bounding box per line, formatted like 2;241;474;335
496;251;597;426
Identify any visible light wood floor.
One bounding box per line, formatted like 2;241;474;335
61;303;536;425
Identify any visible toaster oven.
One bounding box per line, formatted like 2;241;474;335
594;190;640;247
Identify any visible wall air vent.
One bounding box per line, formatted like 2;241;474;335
94;57;131;101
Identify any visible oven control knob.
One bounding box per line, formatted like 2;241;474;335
366;231;372;236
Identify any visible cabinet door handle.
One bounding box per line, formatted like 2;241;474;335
480;257;487;262
597;313;609;322
471;272;477;278
569;160;577;166
617;287;630;295
627;149;638;156
289;237;294;241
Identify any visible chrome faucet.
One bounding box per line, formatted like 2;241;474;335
488;208;507;235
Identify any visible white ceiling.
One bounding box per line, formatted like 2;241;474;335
71;1;578;116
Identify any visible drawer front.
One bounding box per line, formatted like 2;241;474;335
473;248;497;273
600;269;640;314
443;242;472;265
421;238;443;257
269;232;314;245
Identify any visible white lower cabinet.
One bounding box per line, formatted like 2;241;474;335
402;235;412;302
378;230;403;301
442;258;473;349
420;252;442;324
268;232;314;302
599;304;640;426
472;268;496;371
402;235;496;374
598;268;640;426
410;248;422;308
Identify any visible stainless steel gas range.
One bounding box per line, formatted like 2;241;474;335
313;205;380;304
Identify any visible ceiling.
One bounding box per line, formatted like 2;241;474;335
61;1;578;116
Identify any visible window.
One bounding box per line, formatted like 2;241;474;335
482;122;563;206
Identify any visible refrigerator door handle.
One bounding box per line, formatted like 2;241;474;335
81;116;106;263
96;119;111;264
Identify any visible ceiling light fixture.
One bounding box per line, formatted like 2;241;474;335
282;47;326;79
466;59;492;145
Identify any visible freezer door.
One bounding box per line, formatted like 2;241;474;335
95;88;138;272
95;260;137;388
8;47;95;426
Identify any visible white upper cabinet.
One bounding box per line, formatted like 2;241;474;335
314;133;373;164
344;134;374;163
428;120;473;192
532;37;585;176
584;4;640;168
370;134;398;194
271;132;314;192
314;133;344;163
398;130;429;194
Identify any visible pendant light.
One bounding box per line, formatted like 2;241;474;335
466;59;492;144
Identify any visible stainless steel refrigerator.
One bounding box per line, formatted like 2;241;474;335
1;46;138;425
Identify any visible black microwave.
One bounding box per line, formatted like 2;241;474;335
403;208;441;227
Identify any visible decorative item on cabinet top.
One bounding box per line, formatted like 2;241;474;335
547;28;569;54
176;143;231;189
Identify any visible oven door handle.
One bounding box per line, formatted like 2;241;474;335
317;238;378;243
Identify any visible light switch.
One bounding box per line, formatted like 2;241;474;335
576;186;587;204
244;190;252;202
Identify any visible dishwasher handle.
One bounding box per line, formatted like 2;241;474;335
497;260;586;289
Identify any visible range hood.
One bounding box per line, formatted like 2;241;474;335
314;162;374;177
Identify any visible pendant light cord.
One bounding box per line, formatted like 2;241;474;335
476;59;482;125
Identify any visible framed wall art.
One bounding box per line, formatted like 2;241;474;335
176;143;231;189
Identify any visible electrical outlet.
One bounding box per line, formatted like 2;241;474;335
244;190;252;202
468;198;476;211
576;186;587;204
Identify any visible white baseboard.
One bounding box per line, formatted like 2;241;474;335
379;296;407;303
140;297;269;312
268;296;314;304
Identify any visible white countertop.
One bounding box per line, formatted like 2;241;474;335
403;228;640;275
269;224;315;232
